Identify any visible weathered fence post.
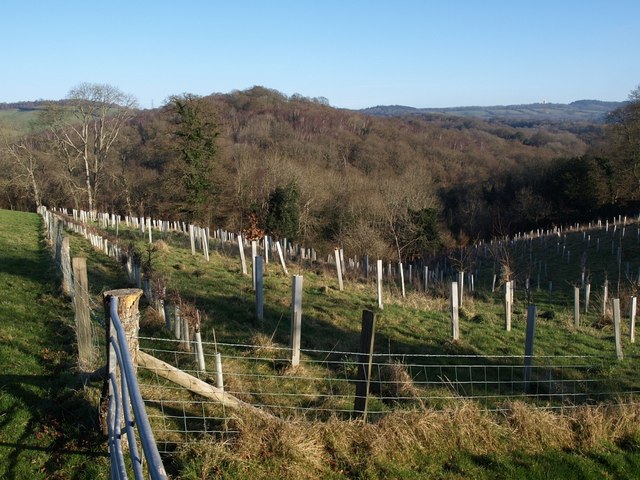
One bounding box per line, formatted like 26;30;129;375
353;310;376;420
450;281;459;340
631;296;637;343
72;257;95;370
101;288;143;439
523;304;537;393
60;236;72;297
613;298;623;360
377;260;383;310
102;288;143;365
255;256;264;321
290;275;303;367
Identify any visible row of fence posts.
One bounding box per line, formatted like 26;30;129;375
41;208;167;478
40;207;98;371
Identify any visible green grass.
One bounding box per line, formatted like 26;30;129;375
103;223;640;416
0;209;109;479
42;215;640;478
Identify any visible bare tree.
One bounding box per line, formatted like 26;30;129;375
3;137;43;208
44;83;137;213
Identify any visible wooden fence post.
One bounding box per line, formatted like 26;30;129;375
523;304;537;392
101;288;143;437
61;236;72;297
72;257;95;370
290;275;303;367
103;288;144;371
353;310;376;420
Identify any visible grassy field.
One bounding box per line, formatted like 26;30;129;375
0;209;109;479
7;209;640;478
80;217;640;478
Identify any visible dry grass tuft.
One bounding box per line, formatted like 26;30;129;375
571;401;640;449
171;401;640;478
153;239;170;252
249;331;282;359
139;306;166;332
379;360;420;400
227;414;329;478
387;291;448;311
502;401;574;452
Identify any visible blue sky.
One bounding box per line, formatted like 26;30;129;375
2;1;639;109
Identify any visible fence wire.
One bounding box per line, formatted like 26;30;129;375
137;335;640;450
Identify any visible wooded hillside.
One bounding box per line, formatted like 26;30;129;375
2;84;638;261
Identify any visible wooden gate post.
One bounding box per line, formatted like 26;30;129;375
103;288;144;372
100;288;143;436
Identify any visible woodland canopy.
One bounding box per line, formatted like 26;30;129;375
2;83;639;261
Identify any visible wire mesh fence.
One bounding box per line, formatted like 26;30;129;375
137;335;640;451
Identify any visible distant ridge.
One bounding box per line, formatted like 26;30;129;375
360;99;625;122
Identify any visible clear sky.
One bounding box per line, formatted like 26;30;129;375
2;0;639;109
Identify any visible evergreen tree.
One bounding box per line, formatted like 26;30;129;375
265;182;300;240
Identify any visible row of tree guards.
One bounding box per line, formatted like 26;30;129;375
449;278;628;360
61;207;640;304
43;205;636;421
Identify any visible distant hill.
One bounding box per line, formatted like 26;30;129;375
360;100;625;123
